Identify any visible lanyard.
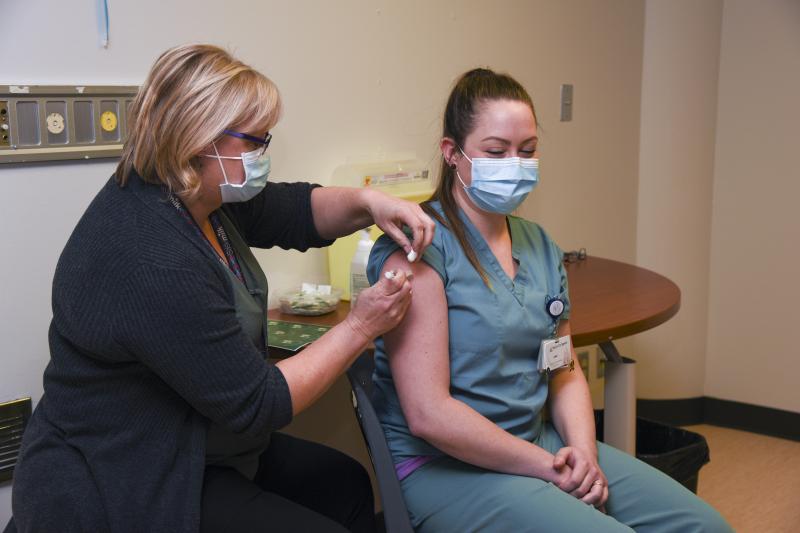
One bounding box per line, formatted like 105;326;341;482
169;193;247;287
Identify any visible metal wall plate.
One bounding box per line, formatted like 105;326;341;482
0;85;138;164
0;397;32;482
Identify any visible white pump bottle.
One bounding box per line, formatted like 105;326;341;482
350;229;374;306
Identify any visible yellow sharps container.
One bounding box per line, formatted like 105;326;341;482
327;158;434;300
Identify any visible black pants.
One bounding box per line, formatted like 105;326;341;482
200;433;376;533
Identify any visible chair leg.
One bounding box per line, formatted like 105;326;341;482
375;511;386;533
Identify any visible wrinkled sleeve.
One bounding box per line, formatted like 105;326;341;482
222;181;334;251
113;264;293;437
367;226;446;286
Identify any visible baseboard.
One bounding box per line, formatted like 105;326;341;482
637;398;705;426
702;397;800;441
634;397;800;442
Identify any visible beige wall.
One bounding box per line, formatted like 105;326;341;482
704;0;800;413
630;0;723;399
514;4;644;263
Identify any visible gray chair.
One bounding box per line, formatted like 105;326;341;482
346;351;414;533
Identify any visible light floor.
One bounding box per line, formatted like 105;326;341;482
684;424;800;533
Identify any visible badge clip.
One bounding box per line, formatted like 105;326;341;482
545;296;565;320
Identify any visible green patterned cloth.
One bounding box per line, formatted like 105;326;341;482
267;320;331;352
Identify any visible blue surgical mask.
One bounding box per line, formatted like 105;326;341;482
204;141;271;203
456;148;539;214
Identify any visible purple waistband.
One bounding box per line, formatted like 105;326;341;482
395;455;437;481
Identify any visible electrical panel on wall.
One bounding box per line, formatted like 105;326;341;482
0;85;138;164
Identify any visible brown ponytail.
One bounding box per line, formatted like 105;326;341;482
423;68;537;285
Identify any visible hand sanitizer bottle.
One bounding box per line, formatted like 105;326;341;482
350;229;374;306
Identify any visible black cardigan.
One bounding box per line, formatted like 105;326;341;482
11;172;332;532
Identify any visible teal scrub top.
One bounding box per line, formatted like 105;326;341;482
366;201;570;463
204;209;272;479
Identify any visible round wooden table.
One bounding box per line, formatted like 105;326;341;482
565;256;681;350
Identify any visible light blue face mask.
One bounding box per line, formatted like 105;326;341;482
204;141;271;203
456;148;539;214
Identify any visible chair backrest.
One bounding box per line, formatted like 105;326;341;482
346;352;414;533
3;517;16;533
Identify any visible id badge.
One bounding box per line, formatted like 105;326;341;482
538;335;573;373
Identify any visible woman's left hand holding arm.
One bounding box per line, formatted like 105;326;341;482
548;320;609;510
311;187;435;259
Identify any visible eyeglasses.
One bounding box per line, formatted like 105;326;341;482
563;248;587;263
223;129;272;156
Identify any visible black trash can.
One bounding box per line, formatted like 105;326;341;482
595;412;710;494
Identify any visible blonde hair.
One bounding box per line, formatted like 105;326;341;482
117;44;281;198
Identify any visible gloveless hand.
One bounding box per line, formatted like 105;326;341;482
365;190;435;261
345;270;413;341
552;446;609;509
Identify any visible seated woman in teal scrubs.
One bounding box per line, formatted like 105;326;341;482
365;69;732;532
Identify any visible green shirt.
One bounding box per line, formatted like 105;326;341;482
204;209;271;479
366;201;570;463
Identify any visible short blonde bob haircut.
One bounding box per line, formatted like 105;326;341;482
116;44;281;198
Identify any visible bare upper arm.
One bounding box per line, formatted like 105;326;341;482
379;249;452;423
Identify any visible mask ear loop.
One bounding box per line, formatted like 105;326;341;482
452;149;470;189
455;169;469;189
212;141;231;186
